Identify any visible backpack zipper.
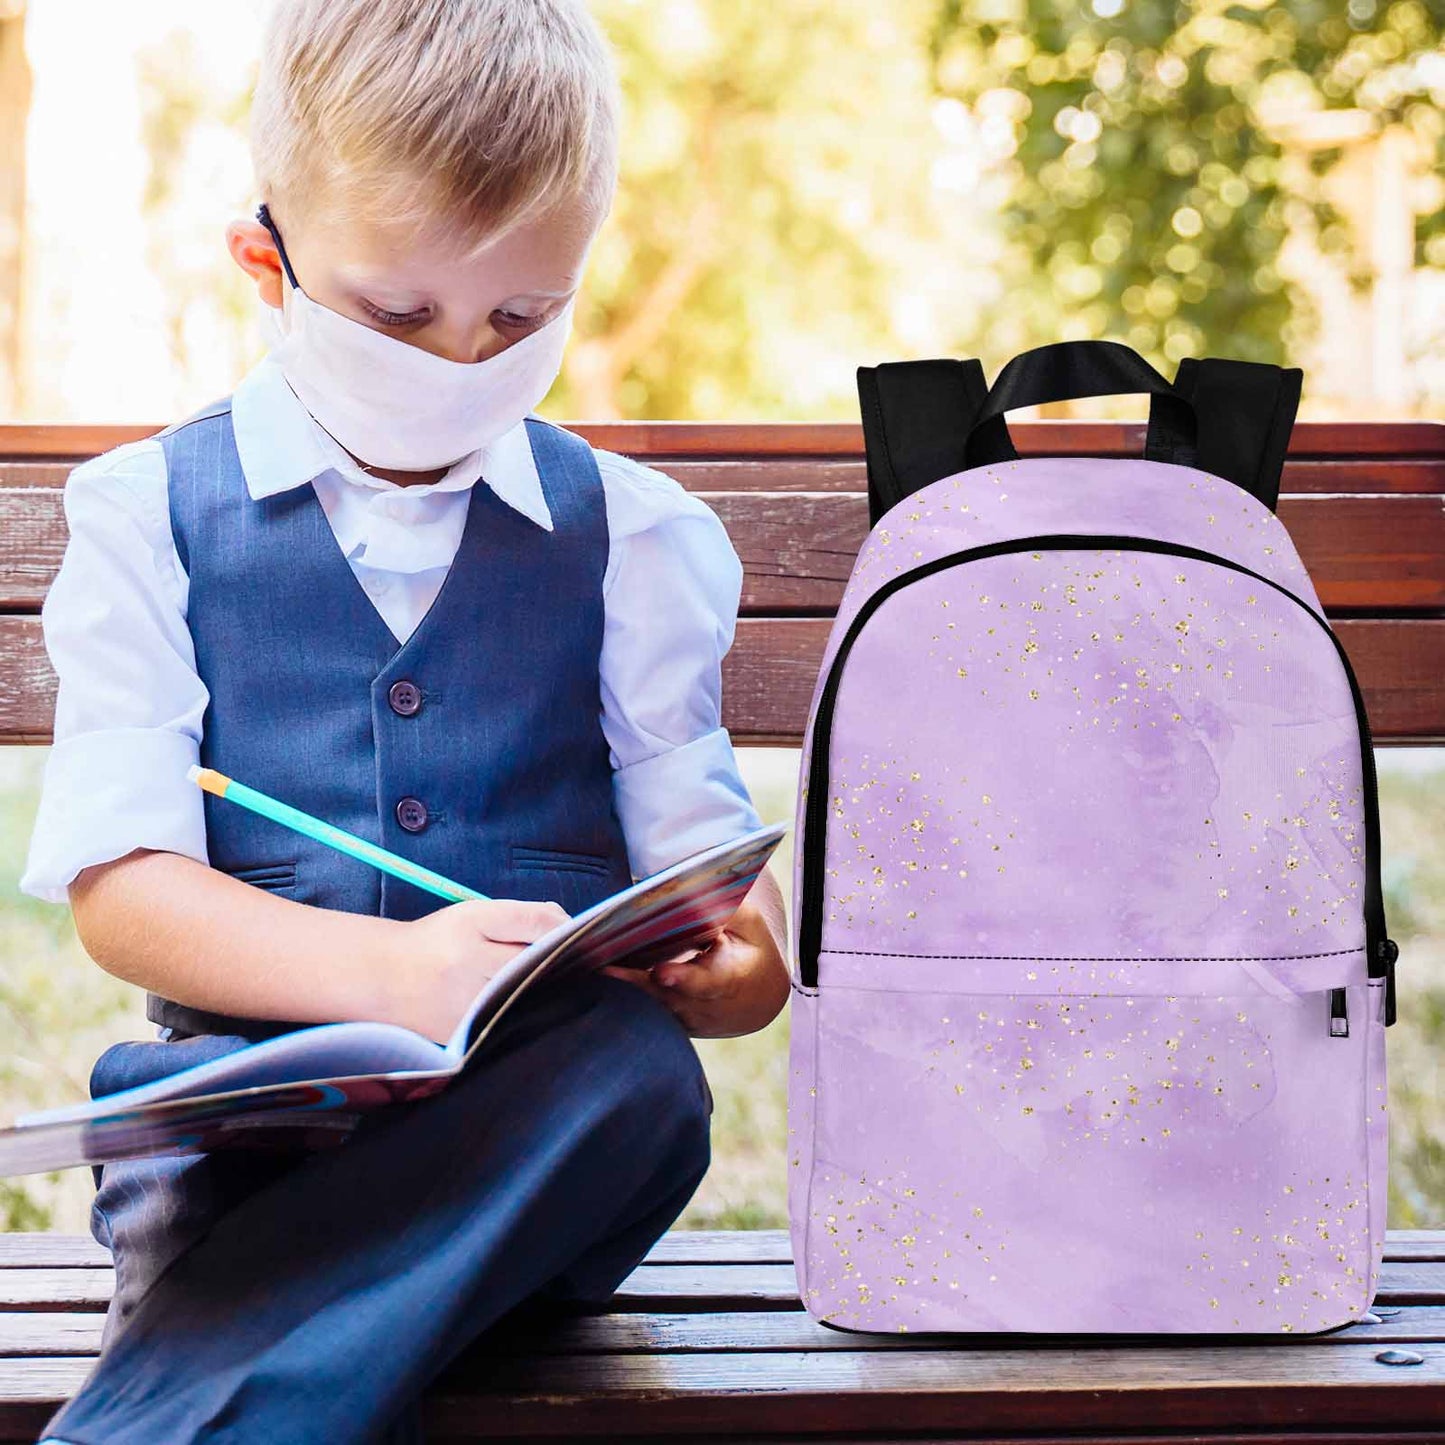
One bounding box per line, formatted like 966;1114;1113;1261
798;532;1396;1027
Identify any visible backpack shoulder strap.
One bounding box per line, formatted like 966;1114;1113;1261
1166;357;1303;513
857;359;989;527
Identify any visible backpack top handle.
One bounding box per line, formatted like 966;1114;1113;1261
857;340;1302;526
963;339;1199;472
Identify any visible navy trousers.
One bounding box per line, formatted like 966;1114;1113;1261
43;970;714;1444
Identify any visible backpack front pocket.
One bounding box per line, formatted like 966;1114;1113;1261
794;949;1379;1335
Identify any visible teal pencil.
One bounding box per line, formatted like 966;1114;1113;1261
187;764;489;904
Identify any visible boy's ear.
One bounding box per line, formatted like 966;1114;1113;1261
225;218;286;308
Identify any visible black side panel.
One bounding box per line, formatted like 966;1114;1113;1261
1170;357;1302;514
857;359;989;527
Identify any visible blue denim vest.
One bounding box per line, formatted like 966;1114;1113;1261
150;399;634;1039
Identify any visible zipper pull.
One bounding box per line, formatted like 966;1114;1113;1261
1377;937;1399;1026
1328;987;1349;1038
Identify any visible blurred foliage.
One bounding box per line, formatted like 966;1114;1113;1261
683;751;796;1230
926;0;1445;371
107;0;1445;422
0;752;147;1231
571;0;959;418
1377;767;1445;1227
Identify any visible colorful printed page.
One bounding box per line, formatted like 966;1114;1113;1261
453;818;789;1058
0;821;787;1177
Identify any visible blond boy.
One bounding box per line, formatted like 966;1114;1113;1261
26;2;788;1439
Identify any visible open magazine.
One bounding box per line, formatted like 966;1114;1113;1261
0;820;787;1177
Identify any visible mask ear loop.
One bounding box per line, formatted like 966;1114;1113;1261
255;203;302;292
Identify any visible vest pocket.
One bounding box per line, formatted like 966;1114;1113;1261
224;862;298;892
509;845;613;877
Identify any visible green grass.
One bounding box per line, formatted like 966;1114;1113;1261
1;745;1440;1233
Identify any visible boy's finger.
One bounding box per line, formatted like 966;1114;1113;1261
650;937;746;997
654;943;706;966
478;900;571;944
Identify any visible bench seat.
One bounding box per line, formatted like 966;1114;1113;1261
2;1228;1444;1441
1;418;1442;1440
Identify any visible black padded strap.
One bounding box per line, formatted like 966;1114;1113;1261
857;359;989;527
1169;357;1302;513
857;346;1303;525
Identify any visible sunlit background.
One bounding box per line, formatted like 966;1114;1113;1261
0;0;1441;1232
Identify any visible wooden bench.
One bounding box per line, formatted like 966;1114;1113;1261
2;417;1444;1439
3;1228;1445;1441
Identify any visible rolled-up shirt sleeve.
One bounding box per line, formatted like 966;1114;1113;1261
18;443;210;904
595;451;764;879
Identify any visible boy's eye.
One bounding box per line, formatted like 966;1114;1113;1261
357;302;545;330
493;308;544;329
360;300;430;328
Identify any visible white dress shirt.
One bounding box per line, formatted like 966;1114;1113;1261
19;355;762;903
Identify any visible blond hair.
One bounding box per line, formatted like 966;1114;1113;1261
251;0;619;252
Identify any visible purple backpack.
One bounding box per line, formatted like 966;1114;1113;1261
788;341;1400;1334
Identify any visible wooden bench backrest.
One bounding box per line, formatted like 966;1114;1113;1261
2;419;1443;745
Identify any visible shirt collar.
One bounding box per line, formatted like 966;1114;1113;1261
229;354;555;532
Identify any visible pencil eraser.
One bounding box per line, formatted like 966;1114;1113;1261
186;764;202;784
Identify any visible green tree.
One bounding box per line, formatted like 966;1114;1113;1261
926;0;1445;375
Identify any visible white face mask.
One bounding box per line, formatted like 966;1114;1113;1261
254;203;575;472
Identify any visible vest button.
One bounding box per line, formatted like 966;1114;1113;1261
388;680;423;717
395;797;429;833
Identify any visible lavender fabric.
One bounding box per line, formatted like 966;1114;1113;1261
788;456;1388;1334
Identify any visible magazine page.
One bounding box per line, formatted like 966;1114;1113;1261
0;1024;458;1177
0;1060;458;1177
454;820;789;1059
17;1022;453;1126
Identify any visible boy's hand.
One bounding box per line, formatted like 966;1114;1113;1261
397;898;570;1043
600;864;790;1038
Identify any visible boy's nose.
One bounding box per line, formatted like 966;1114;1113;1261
412;328;514;366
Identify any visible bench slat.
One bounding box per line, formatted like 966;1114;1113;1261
4;1261;1441;1314
427;1343;1445;1437
453;1303;1445;1354
717;617;1445;745
0;1312;104;1356
1388;1234;1445;1262
0;1227;796;1269
3;418;1442;460
10;1304;1445;1361
606;489;1445;616
3;489;1444;615
0;1226;1434;1271
2;615;1443;746
0;1227;1432;1271
7;454;1445;497
3;1343;1444;1440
